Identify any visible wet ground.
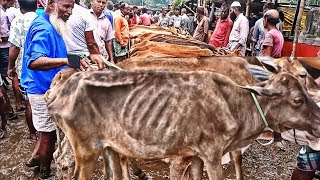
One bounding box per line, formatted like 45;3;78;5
0;109;305;180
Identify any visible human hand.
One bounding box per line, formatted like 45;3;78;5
7;67;17;78
79;57;91;71
90;54;106;70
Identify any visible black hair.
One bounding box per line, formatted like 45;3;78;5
264;14;279;26
263;3;275;10
221;3;230;10
18;0;37;12
141;7;147;13
196;6;205;15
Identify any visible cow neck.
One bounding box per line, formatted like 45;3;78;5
250;93;268;127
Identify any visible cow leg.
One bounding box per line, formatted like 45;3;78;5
70;138;100;180
202;159;223;180
128;158;148;180
103;147;122;180
120;156;130;180
230;150;243;180
190;156;204;180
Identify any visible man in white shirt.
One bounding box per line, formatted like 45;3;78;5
227;1;249;56
90;0;114;63
66;0;105;69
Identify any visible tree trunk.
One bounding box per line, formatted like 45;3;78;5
291;0;306;58
246;0;251;17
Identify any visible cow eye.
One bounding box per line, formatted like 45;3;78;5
299;73;307;79
293;98;304;105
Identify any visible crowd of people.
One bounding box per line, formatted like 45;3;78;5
0;0;314;179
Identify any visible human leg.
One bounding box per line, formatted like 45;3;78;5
291;146;320;180
27;94;57;178
12;77;25;111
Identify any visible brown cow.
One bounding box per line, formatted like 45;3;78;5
47;69;320;180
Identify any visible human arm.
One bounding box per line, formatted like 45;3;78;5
261;32;274;57
0;13;9;42
105;40;114;63
84;31;105;70
236;18;249;50
203;18;209;43
114;17;125;46
8;45;20;77
29;57;68;70
251;22;259;56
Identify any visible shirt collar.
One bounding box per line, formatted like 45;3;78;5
89;8;106;19
235;13;244;21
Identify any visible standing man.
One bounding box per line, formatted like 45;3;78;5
158;8;169;27
209;4;233;48
227;1;249;55
139;7;151;26
260;9;284;58
90;0;114;63
251;3;282;56
113;3;130;63
170;7;182;29
193;6;209;42
8;0;38;140
181;8;193;35
20;0;89;178
66;0;105;69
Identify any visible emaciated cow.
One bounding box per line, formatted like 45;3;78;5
47;69;320;180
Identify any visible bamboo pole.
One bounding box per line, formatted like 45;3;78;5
245;0;251;17
291;0;305;58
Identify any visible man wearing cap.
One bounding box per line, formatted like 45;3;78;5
227;1;249;55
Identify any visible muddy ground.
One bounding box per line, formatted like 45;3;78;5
0;108;308;180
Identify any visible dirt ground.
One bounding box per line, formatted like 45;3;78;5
0;108;308;180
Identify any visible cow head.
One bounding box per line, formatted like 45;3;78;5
256;57;320;102
244;72;320;138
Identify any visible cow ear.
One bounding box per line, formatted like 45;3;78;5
241;85;282;97
257;57;279;74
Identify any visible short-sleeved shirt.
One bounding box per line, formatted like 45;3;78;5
170;15;182;28
89;9;114;56
193;16;209;42
139;13;151;26
21;12;68;94
0;5;10;48
209;17;233;48
181;14;194;35
251;18;283;51
158;15;170;27
65;4;95;55
261;29;284;58
8;12;37;78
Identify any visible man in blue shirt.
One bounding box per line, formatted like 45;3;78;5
21;0;79;178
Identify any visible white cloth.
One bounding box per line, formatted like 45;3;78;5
66;4;96;55
89;9;114;57
8;12;37;78
28;94;56;132
228;13;249;55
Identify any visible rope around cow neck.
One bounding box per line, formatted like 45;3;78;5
251;93;269;127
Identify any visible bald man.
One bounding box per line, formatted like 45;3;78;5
260;9;284;58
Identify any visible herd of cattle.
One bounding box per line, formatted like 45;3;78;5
44;25;320;180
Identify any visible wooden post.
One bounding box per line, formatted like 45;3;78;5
245;0;251;17
291;0;305;58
